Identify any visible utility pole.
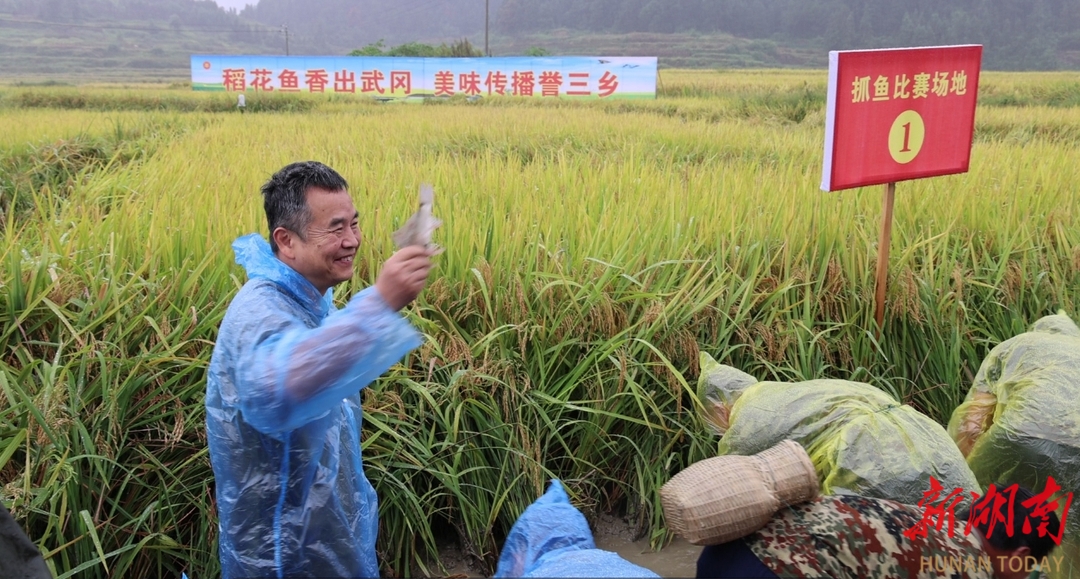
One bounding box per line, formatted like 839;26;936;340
281;24;289;56
485;0;490;56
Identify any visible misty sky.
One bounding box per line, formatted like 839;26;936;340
213;0;255;11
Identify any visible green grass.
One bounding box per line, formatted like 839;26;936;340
0;70;1078;578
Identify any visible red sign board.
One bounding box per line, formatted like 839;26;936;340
821;45;983;192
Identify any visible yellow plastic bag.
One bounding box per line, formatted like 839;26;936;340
697;355;981;507
947;311;1080;579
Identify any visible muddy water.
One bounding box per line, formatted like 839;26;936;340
435;519;702;578
593;533;702;577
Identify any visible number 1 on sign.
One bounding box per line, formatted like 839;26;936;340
889;110;925;164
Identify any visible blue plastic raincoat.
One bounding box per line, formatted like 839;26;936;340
206;234;422;579
495;480;660;578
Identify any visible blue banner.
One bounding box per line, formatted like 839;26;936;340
191;55;657;100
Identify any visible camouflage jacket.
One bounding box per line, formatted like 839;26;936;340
745;494;994;579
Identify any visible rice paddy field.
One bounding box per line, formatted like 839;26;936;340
1;69;1079;578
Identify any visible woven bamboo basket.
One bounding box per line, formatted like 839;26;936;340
660;439;819;546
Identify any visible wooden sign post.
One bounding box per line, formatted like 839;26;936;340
821;45;983;333
874;182;896;331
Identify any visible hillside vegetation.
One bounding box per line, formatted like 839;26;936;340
3;0;1079;82
0;0;281;82
494;0;1080;69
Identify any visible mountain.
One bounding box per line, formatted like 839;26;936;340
236;0;1080;69
213;0;254;10
238;0;507;55
0;0;284;81
1;0;1077;82
492;0;1080;70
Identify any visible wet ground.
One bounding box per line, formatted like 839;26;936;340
593;531;701;577
432;513;701;578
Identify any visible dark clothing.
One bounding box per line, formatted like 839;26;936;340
0;504;52;579
698;539;779;578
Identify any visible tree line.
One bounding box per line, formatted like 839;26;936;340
240;0;507;54
3;0;1075;70
1;0;247;28
494;0;1080;69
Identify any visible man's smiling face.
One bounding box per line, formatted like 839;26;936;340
286;187;361;294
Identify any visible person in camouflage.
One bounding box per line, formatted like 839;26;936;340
697;489;1061;579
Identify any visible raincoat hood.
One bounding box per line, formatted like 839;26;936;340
232;233;333;319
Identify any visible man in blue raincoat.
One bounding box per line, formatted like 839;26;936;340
206;161;434;579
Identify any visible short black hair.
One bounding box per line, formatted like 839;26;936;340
260;161;348;253
958;484;1062;560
